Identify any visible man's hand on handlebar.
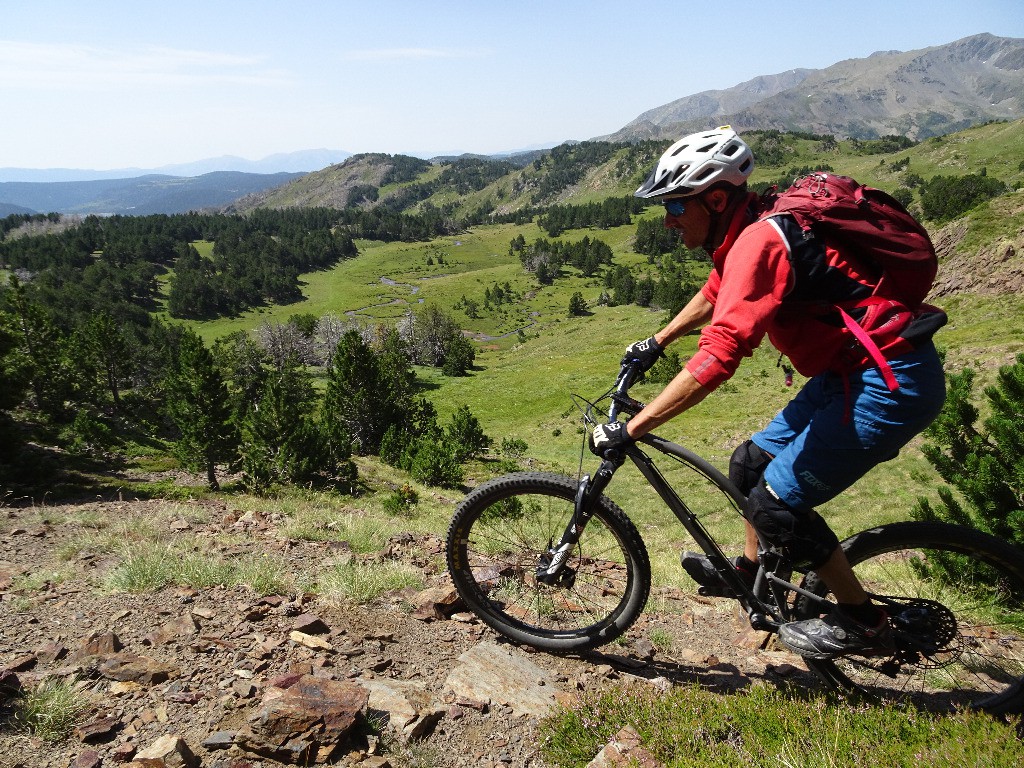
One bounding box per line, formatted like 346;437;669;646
621;336;663;373
589;421;634;456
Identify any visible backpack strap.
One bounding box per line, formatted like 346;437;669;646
836;301;899;392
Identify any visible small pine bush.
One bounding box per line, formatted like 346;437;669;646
914;353;1024;547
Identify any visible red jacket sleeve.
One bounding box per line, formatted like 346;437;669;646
685;220;792;390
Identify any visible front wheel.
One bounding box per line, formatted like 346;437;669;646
446;472;651;652
795;521;1024;713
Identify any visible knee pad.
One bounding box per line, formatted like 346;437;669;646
729;440;773;497
744;480;840;570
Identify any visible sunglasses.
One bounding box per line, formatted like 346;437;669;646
663;198;688;216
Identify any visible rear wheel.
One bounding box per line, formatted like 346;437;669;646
795;521;1024;713
446;472;651;652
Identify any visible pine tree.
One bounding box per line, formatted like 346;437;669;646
324;329;417;454
568;292;587;317
446;405;492;462
913;355;1024;547
239;355;354;492
163;327;238;490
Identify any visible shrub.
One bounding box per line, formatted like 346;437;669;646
913;354;1024;548
381;484;419;517
568;292;588;316
60;408;114;455
891;187;914;209
645;350;683;385
919;173;1008;222
446;404;492;461
501;436;528;458
409;439;464;488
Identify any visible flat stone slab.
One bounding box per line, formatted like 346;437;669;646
444;641;560;718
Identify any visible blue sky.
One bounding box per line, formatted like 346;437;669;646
2;0;1022;170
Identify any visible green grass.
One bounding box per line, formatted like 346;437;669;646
104;542;290;595
317;559;423;603
12;678;89;742
540;682;1024;767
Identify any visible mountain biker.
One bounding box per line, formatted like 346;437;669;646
591;126;948;660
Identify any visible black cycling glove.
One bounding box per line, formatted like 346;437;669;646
589;421;634;456
622;336;664;373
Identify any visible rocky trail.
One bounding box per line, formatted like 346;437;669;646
0;497;816;768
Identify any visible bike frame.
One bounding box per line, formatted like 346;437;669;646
542;364;836;633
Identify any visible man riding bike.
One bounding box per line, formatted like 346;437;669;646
591;126;947;659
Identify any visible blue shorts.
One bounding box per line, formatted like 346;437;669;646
751;342;946;513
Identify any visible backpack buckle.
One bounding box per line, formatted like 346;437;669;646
806;172;829;198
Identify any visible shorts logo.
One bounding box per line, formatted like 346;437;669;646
798;470;831;493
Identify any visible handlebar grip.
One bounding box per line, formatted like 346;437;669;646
616;361;641;391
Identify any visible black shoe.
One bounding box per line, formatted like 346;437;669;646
680;551;756;597
778;608;894;660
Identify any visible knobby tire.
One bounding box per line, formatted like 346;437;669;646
446;472;651;652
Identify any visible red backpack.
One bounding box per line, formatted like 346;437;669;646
762;172;937;310
761;173;940;393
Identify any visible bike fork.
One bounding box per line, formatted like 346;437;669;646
536;457;621;585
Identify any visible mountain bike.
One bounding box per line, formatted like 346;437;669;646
445;362;1024;713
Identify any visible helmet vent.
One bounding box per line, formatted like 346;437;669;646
696;141;717;154
671;165;691;183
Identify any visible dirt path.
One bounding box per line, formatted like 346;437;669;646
0;498;815;768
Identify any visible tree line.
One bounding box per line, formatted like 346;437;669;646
537;195;647;237
0;286;487;493
511;234;614;284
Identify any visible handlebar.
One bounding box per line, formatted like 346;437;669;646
606;361;647;423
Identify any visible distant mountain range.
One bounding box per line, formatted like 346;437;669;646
0;172;306;216
0;149;352;184
2;33;1021;217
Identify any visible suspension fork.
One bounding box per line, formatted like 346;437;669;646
536;455;623;585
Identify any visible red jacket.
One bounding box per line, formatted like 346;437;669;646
685;195;946;391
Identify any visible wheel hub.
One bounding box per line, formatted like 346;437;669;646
890;597;961;665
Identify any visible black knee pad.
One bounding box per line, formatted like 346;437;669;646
744;480;840;570
729;440;773;497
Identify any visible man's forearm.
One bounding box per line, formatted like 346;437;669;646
653;291;713;348
625;368;710;439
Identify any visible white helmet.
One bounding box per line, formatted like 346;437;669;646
635;126;754;199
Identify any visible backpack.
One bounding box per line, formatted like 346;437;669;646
761;173;941;394
761;172;937;310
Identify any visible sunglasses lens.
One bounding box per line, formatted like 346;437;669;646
664;200;685;216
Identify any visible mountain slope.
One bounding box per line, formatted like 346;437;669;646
606;33;1024;142
602;68;813;141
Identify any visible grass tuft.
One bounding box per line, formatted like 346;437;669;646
13;678;89;742
104;543;290;595
318;559;423;604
